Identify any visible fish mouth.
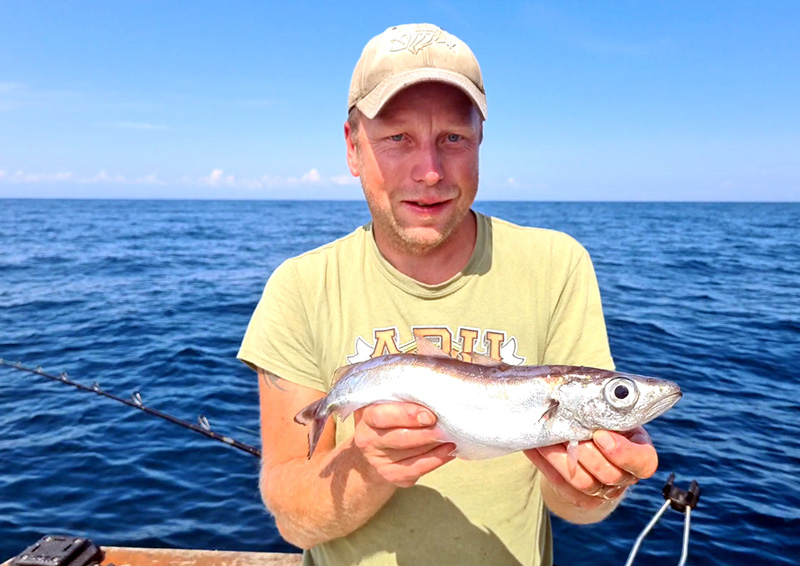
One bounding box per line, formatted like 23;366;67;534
642;391;682;423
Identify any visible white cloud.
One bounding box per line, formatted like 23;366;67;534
134;173;166;186
330;174;359;186
259;174;283;188
81;170;126;184
281;168;322;185
301;168;321;183
506;177;517;186
0;166;348;190
5;170;73;183
0;168;173;186
238;177;263;190
200;168;236;187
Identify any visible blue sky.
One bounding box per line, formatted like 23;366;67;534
1;1;798;201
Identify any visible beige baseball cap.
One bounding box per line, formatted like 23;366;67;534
348;23;487;120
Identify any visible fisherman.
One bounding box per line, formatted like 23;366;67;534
239;23;659;566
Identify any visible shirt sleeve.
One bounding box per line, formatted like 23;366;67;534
237;260;326;392
542;246;615;370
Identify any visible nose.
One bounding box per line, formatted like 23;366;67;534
412;142;444;186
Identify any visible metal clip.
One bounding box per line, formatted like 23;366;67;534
131;391;144;407
198;415;211;431
624;473;700;566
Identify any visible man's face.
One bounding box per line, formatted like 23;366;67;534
345;82;482;256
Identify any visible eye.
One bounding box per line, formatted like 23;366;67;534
604;377;639;410
389;134;404;142
446;133;462;142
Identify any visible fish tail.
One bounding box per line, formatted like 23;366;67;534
294;398;329;459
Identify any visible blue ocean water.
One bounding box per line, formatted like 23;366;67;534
1;199;798;565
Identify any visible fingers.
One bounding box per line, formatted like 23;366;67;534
525;448;623;511
359;403;437;429
573;440;638;487
353;403;454;487
534;442;635;495
525;427;660;514
593;428;659;480
385;444;456;488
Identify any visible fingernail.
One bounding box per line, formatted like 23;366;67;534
595;431;615;451
417;412;434;426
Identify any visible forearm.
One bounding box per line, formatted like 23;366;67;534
261;436;397;548
540;475;623;524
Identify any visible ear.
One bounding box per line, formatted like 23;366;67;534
344;121;360;177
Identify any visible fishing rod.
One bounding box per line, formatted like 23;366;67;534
0;358;261;458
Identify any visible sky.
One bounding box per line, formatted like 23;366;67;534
1;1;798;201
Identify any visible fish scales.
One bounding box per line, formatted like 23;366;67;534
294;339;682;460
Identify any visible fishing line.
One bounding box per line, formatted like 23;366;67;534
0;358;261;458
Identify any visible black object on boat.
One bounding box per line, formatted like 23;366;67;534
10;534;104;566
624;473;701;566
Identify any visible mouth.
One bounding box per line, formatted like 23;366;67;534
403;197;453;211
642;391;682;423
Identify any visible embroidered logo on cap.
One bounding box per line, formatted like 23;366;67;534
389;28;457;55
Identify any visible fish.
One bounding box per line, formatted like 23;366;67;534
294;335;682;464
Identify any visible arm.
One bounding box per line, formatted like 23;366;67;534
525;427;658;523
533;244;658;522
257;368;455;548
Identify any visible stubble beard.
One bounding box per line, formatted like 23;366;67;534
360;176;473;257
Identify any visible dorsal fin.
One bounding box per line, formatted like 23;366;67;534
413;334;452;358
332;364;352;384
469;351;506;367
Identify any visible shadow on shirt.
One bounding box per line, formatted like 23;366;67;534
315;452;530;566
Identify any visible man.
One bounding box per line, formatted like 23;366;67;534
239;23;658;566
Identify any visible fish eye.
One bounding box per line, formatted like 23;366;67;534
604;377;639;410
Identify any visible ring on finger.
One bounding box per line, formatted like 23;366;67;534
601;486;626;500
588;485;620;500
586;484;607;497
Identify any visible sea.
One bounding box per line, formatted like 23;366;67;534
1;199;798;565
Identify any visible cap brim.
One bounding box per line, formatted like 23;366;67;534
355;68;487;120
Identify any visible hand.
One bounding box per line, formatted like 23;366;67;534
524;427;658;511
353;403;456;488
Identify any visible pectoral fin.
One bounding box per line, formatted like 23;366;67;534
537;398;560;423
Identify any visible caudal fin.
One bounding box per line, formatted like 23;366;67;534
294;398;329;459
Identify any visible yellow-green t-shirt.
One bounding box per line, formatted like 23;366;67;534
238;212;614;566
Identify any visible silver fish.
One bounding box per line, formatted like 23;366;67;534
295;336;681;460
